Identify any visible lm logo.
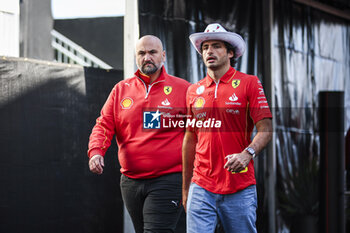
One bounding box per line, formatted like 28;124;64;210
143;110;162;129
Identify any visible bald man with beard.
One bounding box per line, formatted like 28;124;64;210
88;35;190;232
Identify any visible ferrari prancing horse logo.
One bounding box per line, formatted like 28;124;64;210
232;79;241;88
164;86;172;95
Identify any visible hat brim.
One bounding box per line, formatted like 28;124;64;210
189;32;246;58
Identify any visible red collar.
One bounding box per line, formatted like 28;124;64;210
135;66;167;85
205;67;237;87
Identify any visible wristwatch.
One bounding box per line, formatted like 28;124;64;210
245;147;256;158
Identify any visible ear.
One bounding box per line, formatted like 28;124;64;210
228;50;234;59
162;50;166;62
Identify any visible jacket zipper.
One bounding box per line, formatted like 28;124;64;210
138;77;164;99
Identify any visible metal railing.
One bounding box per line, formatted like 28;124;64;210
51;29;113;69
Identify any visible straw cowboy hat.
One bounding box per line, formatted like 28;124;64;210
189;23;246;58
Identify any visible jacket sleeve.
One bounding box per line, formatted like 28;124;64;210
87;86;117;158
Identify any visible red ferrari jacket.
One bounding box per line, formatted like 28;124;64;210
88;67;190;179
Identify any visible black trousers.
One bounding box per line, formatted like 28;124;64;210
120;173;183;233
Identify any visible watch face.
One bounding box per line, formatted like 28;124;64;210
246;147;255;155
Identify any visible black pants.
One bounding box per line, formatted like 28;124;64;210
120;173;183;233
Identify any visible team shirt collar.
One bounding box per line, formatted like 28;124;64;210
205;66;236;87
135;66;167;85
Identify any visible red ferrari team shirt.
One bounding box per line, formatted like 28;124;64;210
88;67;190;179
186;67;272;194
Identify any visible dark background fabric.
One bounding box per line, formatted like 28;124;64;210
273;1;350;231
0;57;123;233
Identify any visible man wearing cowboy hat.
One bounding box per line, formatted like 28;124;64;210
182;23;273;232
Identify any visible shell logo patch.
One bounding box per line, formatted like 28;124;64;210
120;97;133;109
164;86;172;95
232;79;241;88
194;97;205;109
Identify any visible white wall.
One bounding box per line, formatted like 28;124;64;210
0;0;19;57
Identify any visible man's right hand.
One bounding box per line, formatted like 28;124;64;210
89;154;104;174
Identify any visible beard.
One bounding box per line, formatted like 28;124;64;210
204;61;220;70
141;61;159;75
204;56;228;70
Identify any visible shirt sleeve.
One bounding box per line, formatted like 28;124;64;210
87;85;117;158
247;76;272;123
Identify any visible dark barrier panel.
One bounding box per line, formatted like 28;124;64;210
0;57;123;233
319;91;345;233
273;1;350;232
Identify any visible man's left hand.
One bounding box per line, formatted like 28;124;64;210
224;151;252;173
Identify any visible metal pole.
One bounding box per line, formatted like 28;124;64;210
319;91;345;233
262;0;276;232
